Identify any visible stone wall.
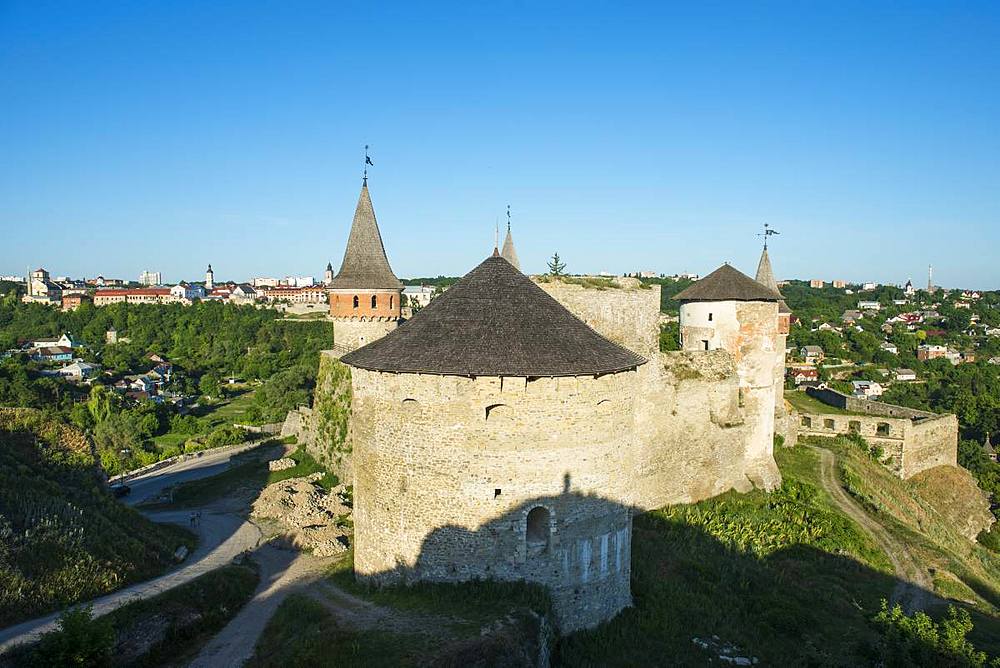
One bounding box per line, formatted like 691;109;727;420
795;410;957;479
536;278;661;358
333;319;399;352
280;351;354;481
350;368;637;632
806;387;934;420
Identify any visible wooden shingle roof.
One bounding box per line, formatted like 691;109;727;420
341;255;647;376
329;182;402;291
674;263;783;303
754;248;792;314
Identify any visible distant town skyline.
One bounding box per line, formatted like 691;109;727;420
2;2;998;289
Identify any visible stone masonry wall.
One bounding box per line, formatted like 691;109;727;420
795;410;957;479
333;319;398;352
350;368;636;632
806;387;934;420
536;278;661;358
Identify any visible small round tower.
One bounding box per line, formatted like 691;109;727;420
205;264;214;291
674;264;783;489
340;255;647;632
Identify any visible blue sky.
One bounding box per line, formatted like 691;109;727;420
1;2;998;288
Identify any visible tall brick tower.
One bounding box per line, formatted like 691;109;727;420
327;179;403;351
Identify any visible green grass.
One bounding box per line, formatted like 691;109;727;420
150;391;259;456
142;445;334;509
559;445;900;666
784;390;852;415
0;411;197;627
326;549;551;627
248;594;438;668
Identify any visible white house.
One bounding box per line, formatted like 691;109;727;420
31;333;78;349
170;283;206;301
852;380;884;399
857;300;881;311
800;345;825;364
402;285;436;308
880;341;899;355
895;369;917;382
58;361;99;381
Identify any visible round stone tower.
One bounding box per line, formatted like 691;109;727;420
340;254;647;632
675;263;783;489
328;179;403;350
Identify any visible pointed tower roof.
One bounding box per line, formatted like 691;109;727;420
501;222;520;271
341;255;646;377
754;248;792;314
674;263;783;303
329;182;402;290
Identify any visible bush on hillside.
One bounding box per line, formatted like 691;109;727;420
29;605;114;667
872;600;991;667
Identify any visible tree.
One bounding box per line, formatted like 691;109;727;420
30;605;114;667
547;253;566;277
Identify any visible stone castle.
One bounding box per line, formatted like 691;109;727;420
294;178;955;632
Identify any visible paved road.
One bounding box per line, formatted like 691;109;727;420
125;443;273;506
810;445;935;613
0;453;266;654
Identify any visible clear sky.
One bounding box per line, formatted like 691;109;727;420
1;2;998;288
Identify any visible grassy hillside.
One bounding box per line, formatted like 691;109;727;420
247;441;1000;666
0;409;194;627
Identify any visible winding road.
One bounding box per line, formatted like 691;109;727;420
0;444;270;654
809;445;934;613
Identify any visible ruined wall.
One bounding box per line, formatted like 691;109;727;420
536;278;660;358
795;410;957;479
904;414;958;478
350;368;636;632
281;351;354;481
629;351;780;506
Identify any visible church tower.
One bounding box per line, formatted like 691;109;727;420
328;179;403;350
500;206;521;271
755;246;792;424
205;264;214;290
324;261;334;286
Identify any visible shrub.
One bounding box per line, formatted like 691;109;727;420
872;600;988;667
29;606;114;667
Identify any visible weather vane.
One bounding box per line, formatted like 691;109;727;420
757;222;780;250
506;204;511;231
363;145;374;183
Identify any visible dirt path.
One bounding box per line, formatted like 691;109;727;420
187;547;334;668
306;580;465;636
809;445;934;612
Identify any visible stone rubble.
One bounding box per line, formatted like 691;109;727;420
267;457;297;472
692;636;758;665
251;476;351;557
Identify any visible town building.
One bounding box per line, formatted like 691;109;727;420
139;270;162;286
832;280;846;289
917;344;948;362
260;285;328;304
809;279;825;289
896;369;917;382
800;345;825;364
205;264;215;290
402;285;435;308
61;294;92;311
93;288;172;306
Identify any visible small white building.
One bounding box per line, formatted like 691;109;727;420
58;361;100;381
895;369;917;382
858;300;881;311
402;285;435;308
852;380;884;399
880;341;899;355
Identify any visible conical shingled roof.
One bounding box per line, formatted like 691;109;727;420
674;263;783;303
329;182;402;290
340;255;647;376
501;224;520;271
754;248;792;314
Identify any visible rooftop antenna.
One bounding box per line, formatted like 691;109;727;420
757;222;780;250
493;216;499;256
363;144;374;184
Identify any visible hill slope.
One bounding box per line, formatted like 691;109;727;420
0;408;193;627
